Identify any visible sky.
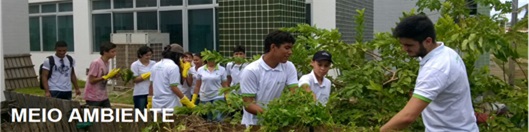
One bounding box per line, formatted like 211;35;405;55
490;0;528;21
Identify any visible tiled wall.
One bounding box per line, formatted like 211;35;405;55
217;0;305;57
336;0;374;44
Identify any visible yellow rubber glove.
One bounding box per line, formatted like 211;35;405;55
102;68;121;80
191;94;198;104
180;96;196;109
146;96;152;109
225;94;231;106
141;72;151;80
180;60;191;78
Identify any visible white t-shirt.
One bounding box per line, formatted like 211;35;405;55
240;55;299;125
196;65;228;101
181;67;194;99
298;71;331;105
189;66;199;95
226;62;249;86
130;60;156;96
42;55;75;92
412;42;478;132
150;59;182;111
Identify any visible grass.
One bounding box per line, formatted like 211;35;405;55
13;80;134;105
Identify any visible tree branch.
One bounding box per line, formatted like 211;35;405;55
383;69;400;85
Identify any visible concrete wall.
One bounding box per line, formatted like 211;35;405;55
1;0;5;102
311;0;336;29
2;0;30;55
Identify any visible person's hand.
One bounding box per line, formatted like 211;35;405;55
147;96;153;109
180;61;191;78
75;89;81;96
141;72;151;80
191;94;198;104
45;92;51;97
180;96;196;109
102;68;121;80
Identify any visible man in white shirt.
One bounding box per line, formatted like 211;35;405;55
381;15;478;132
299;51;333;105
240;30;312;126
41;41;80;100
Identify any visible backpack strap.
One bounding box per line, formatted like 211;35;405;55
47;56;55;79
66;55;74;69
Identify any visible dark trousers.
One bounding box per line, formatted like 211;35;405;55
50;91;72;100
133;94;148;110
85;99;111;108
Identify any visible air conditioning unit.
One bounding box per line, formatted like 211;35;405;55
110;31;170;90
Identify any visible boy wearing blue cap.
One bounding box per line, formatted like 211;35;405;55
299;51;333;105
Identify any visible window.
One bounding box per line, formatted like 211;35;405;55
160;0;183;6
29;5;39;14
160;10;183;44
188;9;214;53
29;17;40;51
93;0;111;10
92;14;112;52
136;0;157;7
58;16;74;51
29;3;74;52
90;0;217;52
114;0;133;9
59;3;73;12
113;13;134;32
42;16;57;51
137;11;158;30
41;4;56;13
189;0;212;5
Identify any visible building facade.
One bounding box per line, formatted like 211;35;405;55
23;0;373;80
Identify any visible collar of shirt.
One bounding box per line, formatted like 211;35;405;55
203;65;220;71
309;70;325;88
419;42;445;66
258;55;283;72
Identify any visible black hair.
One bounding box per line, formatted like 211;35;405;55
55;41;67;48
100;41;117;55
264;30;296;53
393;14;436;43
184;52;193;58
233;45;246;53
193;52;203;59
162;45;184;84
137;46;153;58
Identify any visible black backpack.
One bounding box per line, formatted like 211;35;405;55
39;55;74;90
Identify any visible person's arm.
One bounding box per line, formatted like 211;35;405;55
381;67;449;131
298;75;317;100
221;68;229;95
70;68;81;95
185;68;193;87
243;97;264;115
148;82;153;96
41;69;51;97
380;97;429;131
226;63;232;87
240;68;262;115
169;66;185;98
285;63;302;92
88;75;105;84
130;63;145;83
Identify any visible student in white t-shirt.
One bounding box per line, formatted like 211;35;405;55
380;15;478;132
41;41;80;100
192;58;228;122
226;45;249;89
299;51;333;106
150;44;195;112
240;30;313;126
180;52;194;99
130;46;156;110
189;52;204;105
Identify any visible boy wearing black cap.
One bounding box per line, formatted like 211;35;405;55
298;51;333;105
